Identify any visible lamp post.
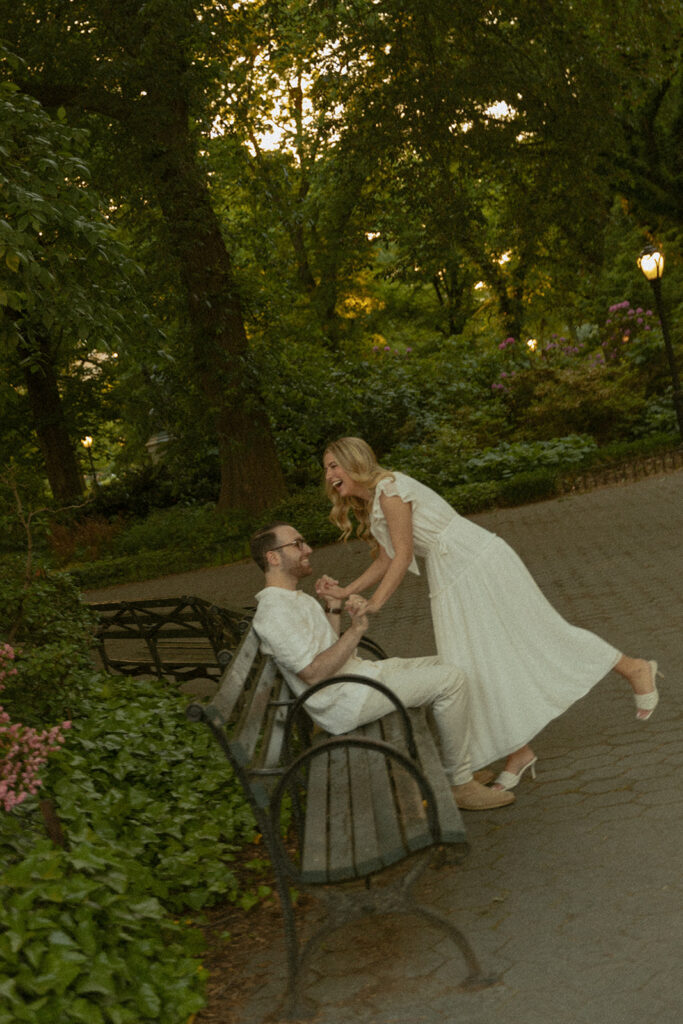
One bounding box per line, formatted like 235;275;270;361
637;245;683;441
80;435;99;491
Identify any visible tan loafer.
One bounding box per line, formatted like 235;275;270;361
473;768;495;786
452;780;515;811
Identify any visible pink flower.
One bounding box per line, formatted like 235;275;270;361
0;644;71;813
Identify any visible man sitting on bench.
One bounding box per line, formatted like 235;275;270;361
250;522;514;812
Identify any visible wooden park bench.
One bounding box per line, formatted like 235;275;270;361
186;625;497;1018
89;596;250;685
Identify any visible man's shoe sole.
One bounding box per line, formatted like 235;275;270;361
457;793;515;811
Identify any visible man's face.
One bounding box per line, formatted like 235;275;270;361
270;526;313;579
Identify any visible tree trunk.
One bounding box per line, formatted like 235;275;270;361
20;336;85;504
7;2;287;514
136;106;286;514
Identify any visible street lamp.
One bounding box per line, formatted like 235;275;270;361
80;435;99;491
637;244;683;440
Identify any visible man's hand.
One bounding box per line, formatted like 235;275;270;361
344;593;370;631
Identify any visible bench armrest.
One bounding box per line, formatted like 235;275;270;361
355;635;388;660
283;673;417;762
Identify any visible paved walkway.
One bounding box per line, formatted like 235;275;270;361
86;471;683;1024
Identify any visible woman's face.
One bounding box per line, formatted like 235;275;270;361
324;451;361;499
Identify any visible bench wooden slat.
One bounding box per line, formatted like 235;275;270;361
232;658;281;766
347;744;384;877
360;719;407;868
381;712;435;853
327;746;354;882
253;679;294;775
301;748;330;884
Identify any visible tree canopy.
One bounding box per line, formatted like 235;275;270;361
1;0;681;512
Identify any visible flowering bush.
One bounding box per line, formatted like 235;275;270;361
542;334;585;359
601;301;656;361
0;643;71;812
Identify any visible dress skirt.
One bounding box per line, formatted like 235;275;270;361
426;532;620;769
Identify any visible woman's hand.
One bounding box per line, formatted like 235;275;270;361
344;593;371;628
315;575;348;601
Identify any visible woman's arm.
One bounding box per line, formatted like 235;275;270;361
364;493;414;613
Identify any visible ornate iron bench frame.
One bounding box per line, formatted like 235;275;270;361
89;595;249;683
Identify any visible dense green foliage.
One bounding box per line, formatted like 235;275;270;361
0;567;263;1023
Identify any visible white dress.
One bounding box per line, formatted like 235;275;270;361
370;472;620;769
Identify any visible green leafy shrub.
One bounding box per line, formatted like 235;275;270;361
0;840;206;1024
442;481;502;515
107;503;250;557
502;364;648;442
460;435;597;482
63;504;253;587
587;431;680;466
0;569;101;725
388;425;480;490
46;677;257;912
496;469;561;506
89;464;178;520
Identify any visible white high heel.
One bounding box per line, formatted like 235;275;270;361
634;660;660;721
491;756;538;792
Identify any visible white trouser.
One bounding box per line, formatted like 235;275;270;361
314;654;473;786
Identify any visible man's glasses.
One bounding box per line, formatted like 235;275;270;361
270;538;308;552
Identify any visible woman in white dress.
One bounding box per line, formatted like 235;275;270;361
317;437;660;789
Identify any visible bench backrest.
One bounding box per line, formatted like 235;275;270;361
186;627;298;809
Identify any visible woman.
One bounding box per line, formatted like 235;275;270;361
317;437;660;789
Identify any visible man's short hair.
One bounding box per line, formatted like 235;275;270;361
250;521;289;572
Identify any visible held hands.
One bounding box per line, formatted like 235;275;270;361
315;574;347;601
316;576;376;626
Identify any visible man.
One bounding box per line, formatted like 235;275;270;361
250;521;513;811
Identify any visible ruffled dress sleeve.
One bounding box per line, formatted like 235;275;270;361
370;473;420;576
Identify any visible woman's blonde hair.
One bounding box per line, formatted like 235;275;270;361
324;437;394;544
